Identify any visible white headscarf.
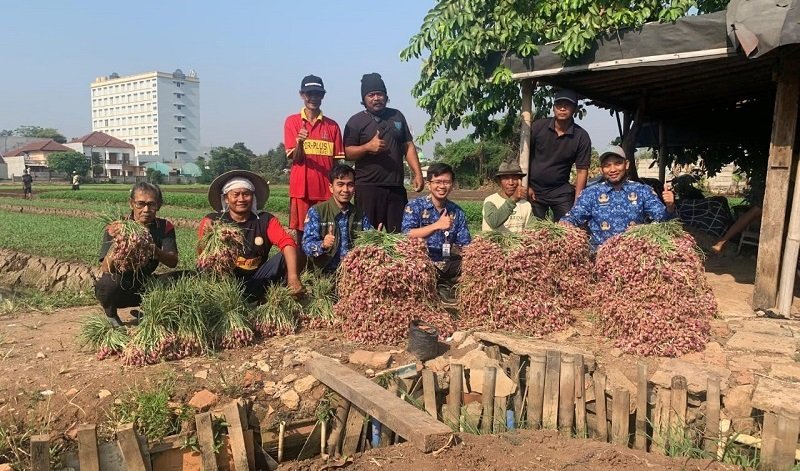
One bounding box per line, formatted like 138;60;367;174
221;177;258;214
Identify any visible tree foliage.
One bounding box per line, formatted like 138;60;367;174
207;142;254;176
13;125;66;143
251;143;289;183
47;151;91;176
401;0;729;142
434;135;517;189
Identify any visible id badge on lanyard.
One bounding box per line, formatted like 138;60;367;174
442;230;451;259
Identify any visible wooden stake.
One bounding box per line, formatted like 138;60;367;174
527;352;546;429
422;369;438;419
116;424;147;471
480;366;497;434
611;389;631;447
76;424;100;471
485;345;501;361
558;355;575;436
593;371;608;442
327;398;350;456
518;79;535;187
222;401;250;471
669;376;688;438
761;412;780;468
634;363;648;450
704;376;721;454
447;363;463;429
30;435;50;471
652;388;671;454
341;406;366;456
277;421;286;463
542;350;561;430
320;420;328;456
508;354;524;424
574;355;587;438
195;412;218;471
494;396;507;434
775;411;800;470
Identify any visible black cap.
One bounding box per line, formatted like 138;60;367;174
554;89;578;105
361;73;387;98
300;75;325;93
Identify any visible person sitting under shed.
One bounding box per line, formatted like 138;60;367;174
198;170;303;301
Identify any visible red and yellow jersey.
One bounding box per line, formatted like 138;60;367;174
284;109;344;200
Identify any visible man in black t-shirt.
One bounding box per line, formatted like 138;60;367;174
527;89;592;221
22;169;32;199
344;73;424;233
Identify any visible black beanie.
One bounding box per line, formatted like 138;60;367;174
361;73;387;98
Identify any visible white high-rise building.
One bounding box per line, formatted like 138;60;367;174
90;69;200;169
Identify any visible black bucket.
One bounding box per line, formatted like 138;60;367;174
407;319;439;361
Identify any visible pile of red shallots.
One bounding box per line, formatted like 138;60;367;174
196;221;245;274
335;231;455;344
457;220;591;335
593;221;716;357
103;218;154;272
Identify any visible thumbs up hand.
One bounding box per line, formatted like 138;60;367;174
322;223;335;249
367;129;387;154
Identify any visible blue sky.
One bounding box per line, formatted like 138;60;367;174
0;1;618;158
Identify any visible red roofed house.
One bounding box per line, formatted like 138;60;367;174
2;139;74;178
65;131;144;178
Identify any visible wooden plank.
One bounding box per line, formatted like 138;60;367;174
593;371;608;442
574;355;587;438
447;363;463;429
222;401;250;471
542;350;561;430
195;412;218;471
474;332;596;367
753;57;800;309
494;396;507;434
634;363;648;450
611;389;631;447
296;422;321;461
669;376;688;434
307;357;453;453
507;354;524;424
341;406;365;456
422;369;438;419
244;430;256;470
527;352;546;429
30;434;50;471
480;366;497;434
775;411;800;470
558;355;575;436
485;345;501;361
116;424;147;471
704;376;721;454
652;388;671;454
762;412;780;468
326;396;350;456
76;424;100;471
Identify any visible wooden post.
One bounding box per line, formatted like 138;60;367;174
195;413;218;471
76;425;100;471
634;363;648;450
447;363;463;429
652;388;672;454
558;355;575;436
574;355;587;438
593;371;608;442
761;412;780;468
327;398;350;456
277;421;286;463
528;352;546;429
518;80;535;187
777;146;800;315
754;56;800;309
341;406;366;456
658;121;667;184
222;402;250;471
117;424;148;471
485;345;501;361
508;354;524;424
611;389;631;447
704;376;721;454
775;411;800;470
622;98;646;181
422;369;438;419
480;366;497;434
30;435;50;471
542;350;561;430
669;376;688;434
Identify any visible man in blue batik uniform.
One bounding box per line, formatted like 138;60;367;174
562;145;676;249
402;163;471;302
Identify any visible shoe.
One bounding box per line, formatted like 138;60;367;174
437;284;457;305
106;315;123;328
130;309;143;320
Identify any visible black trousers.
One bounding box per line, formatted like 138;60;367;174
94;270;186;317
355;185;407;233
239;253;287;301
532;193;574;222
435;256;462;287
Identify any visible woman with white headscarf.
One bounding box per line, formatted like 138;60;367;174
198;170;303;300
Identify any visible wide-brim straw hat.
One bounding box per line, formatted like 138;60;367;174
208;170;269;212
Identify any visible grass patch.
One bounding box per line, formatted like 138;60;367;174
107;375;194;442
0;288;95;316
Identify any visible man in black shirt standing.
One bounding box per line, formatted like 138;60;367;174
527;89;592;221
343;73;424;232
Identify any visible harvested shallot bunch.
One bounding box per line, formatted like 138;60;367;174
102;216;154;273
197;221;245;274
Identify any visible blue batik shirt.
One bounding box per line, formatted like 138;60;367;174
401;195;472;261
562;180;675;249
302;206;372;272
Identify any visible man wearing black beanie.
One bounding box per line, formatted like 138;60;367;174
343;73;424;233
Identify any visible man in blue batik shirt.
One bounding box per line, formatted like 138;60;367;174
562;145;676;249
302;164;373;273
402;163;471;302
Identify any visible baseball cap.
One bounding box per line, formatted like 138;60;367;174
599;145;627;162
300;75;325;93
553;89;579;105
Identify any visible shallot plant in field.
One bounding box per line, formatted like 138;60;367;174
593;221;717;357
457;220;591;335
335;231;455;345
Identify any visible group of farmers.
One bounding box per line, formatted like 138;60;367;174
95;75;677;327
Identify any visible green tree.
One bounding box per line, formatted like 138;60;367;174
207;143;254;176
14;125;67;143
251;143;289;183
400;0;729;142
434;135;516;189
146;168;165;184
47;151;91;176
